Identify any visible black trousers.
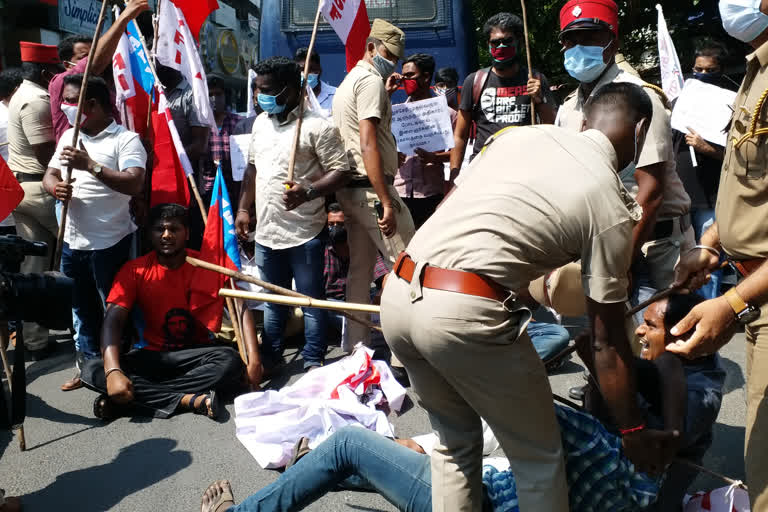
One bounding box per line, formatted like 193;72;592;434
402;194;444;230
81;345;243;418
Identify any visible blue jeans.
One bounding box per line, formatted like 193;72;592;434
692;208;722;300
255;235;328;369
60;234;132;358
231;427;433;512
527;322;570;362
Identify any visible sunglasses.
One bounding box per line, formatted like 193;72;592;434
489;37;516;48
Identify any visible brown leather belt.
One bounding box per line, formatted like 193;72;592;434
393;253;508;302
731;258;766;278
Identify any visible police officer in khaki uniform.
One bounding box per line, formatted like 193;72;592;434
555;0;694;315
671;2;768;508
381;83;680;512
333;20;416;362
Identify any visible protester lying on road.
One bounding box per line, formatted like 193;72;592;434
576;292;726;511
80;204;254;420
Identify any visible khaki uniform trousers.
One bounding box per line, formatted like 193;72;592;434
12;180;57;351
336;185;415;363
745;303;768;510
381;270;569;512
640;222;695;290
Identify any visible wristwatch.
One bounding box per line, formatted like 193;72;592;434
724;288;760;324
91;163;103;177
305;185;318;202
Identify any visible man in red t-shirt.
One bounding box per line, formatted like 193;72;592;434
80;204;248;420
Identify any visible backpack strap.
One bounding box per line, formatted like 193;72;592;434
472;67;492;113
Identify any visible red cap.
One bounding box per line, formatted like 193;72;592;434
559;0;619;38
20;42;60;65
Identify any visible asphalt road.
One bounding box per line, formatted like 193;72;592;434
1;322;748;512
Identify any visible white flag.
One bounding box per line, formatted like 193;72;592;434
156;0;216;130
656;4;685;102
158;90;195;177
246;68;257;115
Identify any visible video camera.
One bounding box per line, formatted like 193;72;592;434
0;235;73;329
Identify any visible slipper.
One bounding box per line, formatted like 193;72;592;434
286;437;311;469
201;480;235;512
190;391;219;420
61;371;82;392
93;394;125;421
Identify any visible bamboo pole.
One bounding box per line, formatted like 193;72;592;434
186;255;384;332
285;1;323;183
520;0;536;126
51;0;110;271
220;289;382;314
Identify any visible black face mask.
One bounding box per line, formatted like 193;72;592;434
329;225;347;244
444;87;459;110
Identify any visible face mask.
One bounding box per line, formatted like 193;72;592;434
329;225;347;244
373;51;396;79
257;87;287;115
61;102;78;126
619;125;642;183
563;43;611;83
720;0;768;43
489;42;518;68
209;94;226;113
693;71;723;84
306;73;320;89
403;78;420;96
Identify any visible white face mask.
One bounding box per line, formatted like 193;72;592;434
720;0;768;43
61;102;78;126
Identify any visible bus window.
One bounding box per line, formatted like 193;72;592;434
287;0;437;27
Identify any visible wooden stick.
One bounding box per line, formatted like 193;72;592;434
186;255;384;332
0;324;25;451
219;289;382;314
52;0;110;271
286;0;323;183
520;0;536;126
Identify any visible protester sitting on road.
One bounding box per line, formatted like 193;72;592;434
80;203;248;421
576;292;725;511
43;74;147;392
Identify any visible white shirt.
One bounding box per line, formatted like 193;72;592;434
316;81;337;116
49;121;146;250
248;106;352;250
0;102;14;228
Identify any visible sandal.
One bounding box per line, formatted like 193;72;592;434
285;437;311;469
93;394;125;421
201;480;235;512
190;391;219;420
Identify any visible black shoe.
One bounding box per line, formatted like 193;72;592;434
390;365;410;387
568;384;587;402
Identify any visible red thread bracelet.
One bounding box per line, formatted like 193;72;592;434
620;423;646;435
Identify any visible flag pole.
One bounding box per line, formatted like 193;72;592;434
286;0;323;183
520;0;536;126
52;0;110;271
220;289;382;314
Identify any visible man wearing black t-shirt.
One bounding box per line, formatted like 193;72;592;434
449;12;556;174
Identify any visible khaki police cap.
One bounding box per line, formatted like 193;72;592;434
528;262;586;317
369;18;405;59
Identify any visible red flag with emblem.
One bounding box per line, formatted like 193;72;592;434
0;154;23;221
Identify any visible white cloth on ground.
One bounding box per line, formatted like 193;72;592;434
235;346;406;468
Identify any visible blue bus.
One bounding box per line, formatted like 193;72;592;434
259;0;478;88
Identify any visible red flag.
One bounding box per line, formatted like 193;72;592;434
320;0;370;71
0;154;24;221
171;0;219;42
150;109;190;207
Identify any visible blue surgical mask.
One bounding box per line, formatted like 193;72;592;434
563;43;611;83
306;73;320;89
720;0;768;43
372;51;396;79
257;87;287;115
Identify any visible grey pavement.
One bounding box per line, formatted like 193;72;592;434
1;323;748;512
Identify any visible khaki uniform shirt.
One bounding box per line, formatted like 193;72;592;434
7;80;54;175
248;105;352;250
556;63;690;219
406;126;641;304
717;41;768;259
332;60;398;178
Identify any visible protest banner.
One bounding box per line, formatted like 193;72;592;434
229;134;251;182
391;96;454;156
671;79;737;147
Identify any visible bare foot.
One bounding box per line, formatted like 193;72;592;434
201;480;235;512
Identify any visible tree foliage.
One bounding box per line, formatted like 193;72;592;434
470;0;749;86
